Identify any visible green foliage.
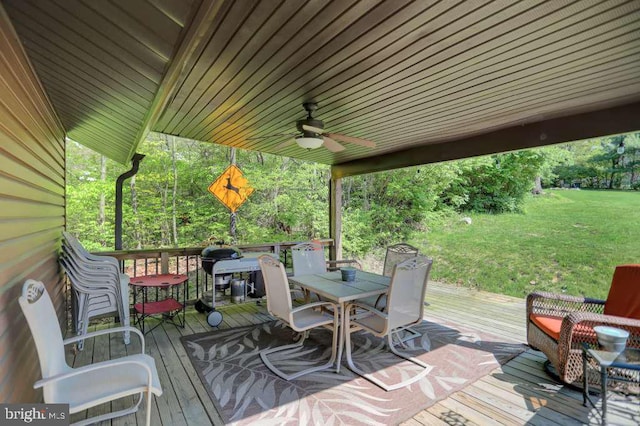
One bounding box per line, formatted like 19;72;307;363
66;131;640;303
66;135;332;250
66;131;639;286
447;152;545;213
551;133;640;189
532;145;573;187
342;164;460;254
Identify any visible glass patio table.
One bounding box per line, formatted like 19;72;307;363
582;343;640;425
289;270;390;372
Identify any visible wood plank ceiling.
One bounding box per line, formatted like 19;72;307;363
4;0;640;172
2;0;198;164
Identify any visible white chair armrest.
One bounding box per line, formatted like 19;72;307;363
290;301;337;315
347;302;389;320
34;358;153;389
64;326;145;353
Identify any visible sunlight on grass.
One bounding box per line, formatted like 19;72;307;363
418;190;640;299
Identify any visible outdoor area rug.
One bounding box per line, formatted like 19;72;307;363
181;317;526;425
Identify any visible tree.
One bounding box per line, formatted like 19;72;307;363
447;152;545;213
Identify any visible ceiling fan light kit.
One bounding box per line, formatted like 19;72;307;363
295;136;324;149
253;102;376;153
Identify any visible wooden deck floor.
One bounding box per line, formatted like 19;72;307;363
67;282;639;425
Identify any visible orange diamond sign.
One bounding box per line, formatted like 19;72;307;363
208;165;254;213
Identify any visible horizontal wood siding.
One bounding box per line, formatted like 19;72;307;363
0;4;66;403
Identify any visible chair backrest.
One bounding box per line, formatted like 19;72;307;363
383;243;419;277
259;255;293;321
386;256;433;330
18;280;69;386
291;241;327;276
63;231;90;257
63;232;121;270
604;264;640;319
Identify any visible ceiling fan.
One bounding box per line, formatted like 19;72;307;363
248;102;376;152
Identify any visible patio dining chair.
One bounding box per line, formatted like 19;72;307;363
291;241;362;275
344;256;433;391
258;255;339;381
360;242;420;314
383;242;419;277
19;279;162;426
527;264;640;387
291;241;361;302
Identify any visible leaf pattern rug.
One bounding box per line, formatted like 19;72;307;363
181;317;526;425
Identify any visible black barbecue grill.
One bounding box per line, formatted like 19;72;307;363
196;245;267;326
201;246;242;274
195;246;242;323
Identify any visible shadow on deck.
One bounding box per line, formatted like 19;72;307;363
65;282;639;425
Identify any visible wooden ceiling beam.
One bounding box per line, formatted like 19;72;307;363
332;100;640;179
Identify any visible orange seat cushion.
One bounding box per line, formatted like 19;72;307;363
530;314;598;343
530;314;562;340
604;264;640;319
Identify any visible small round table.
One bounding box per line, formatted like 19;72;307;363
130;274;188;334
582;343;640;425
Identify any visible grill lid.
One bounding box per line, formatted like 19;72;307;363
201;246;242;275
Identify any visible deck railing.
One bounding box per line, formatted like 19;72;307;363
94;239;334;303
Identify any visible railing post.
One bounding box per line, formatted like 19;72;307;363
161;252;169;274
329;173;342;261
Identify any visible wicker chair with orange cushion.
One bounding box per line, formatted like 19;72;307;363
526;264;640;387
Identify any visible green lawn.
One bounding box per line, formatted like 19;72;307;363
413;190;640;300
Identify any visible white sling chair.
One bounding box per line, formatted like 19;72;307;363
383;242;419;277
361;242;422;342
291;241;327;276
291;241;361;275
19;279;162;426
365;242;420;309
258;255;339;381
344;256;433;391
291;241;361;302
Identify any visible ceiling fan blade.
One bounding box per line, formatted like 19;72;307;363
322;136;346;152
302;124;324;134
275;138;296;150
326;133;376;148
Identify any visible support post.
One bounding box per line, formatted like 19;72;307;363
329;173;342;261
115;153;145;250
229;148;237;244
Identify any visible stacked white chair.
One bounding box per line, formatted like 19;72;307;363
19;279;161;425
60;232;130;348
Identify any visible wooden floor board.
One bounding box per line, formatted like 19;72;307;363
163;318;225;425
68;281;638;425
